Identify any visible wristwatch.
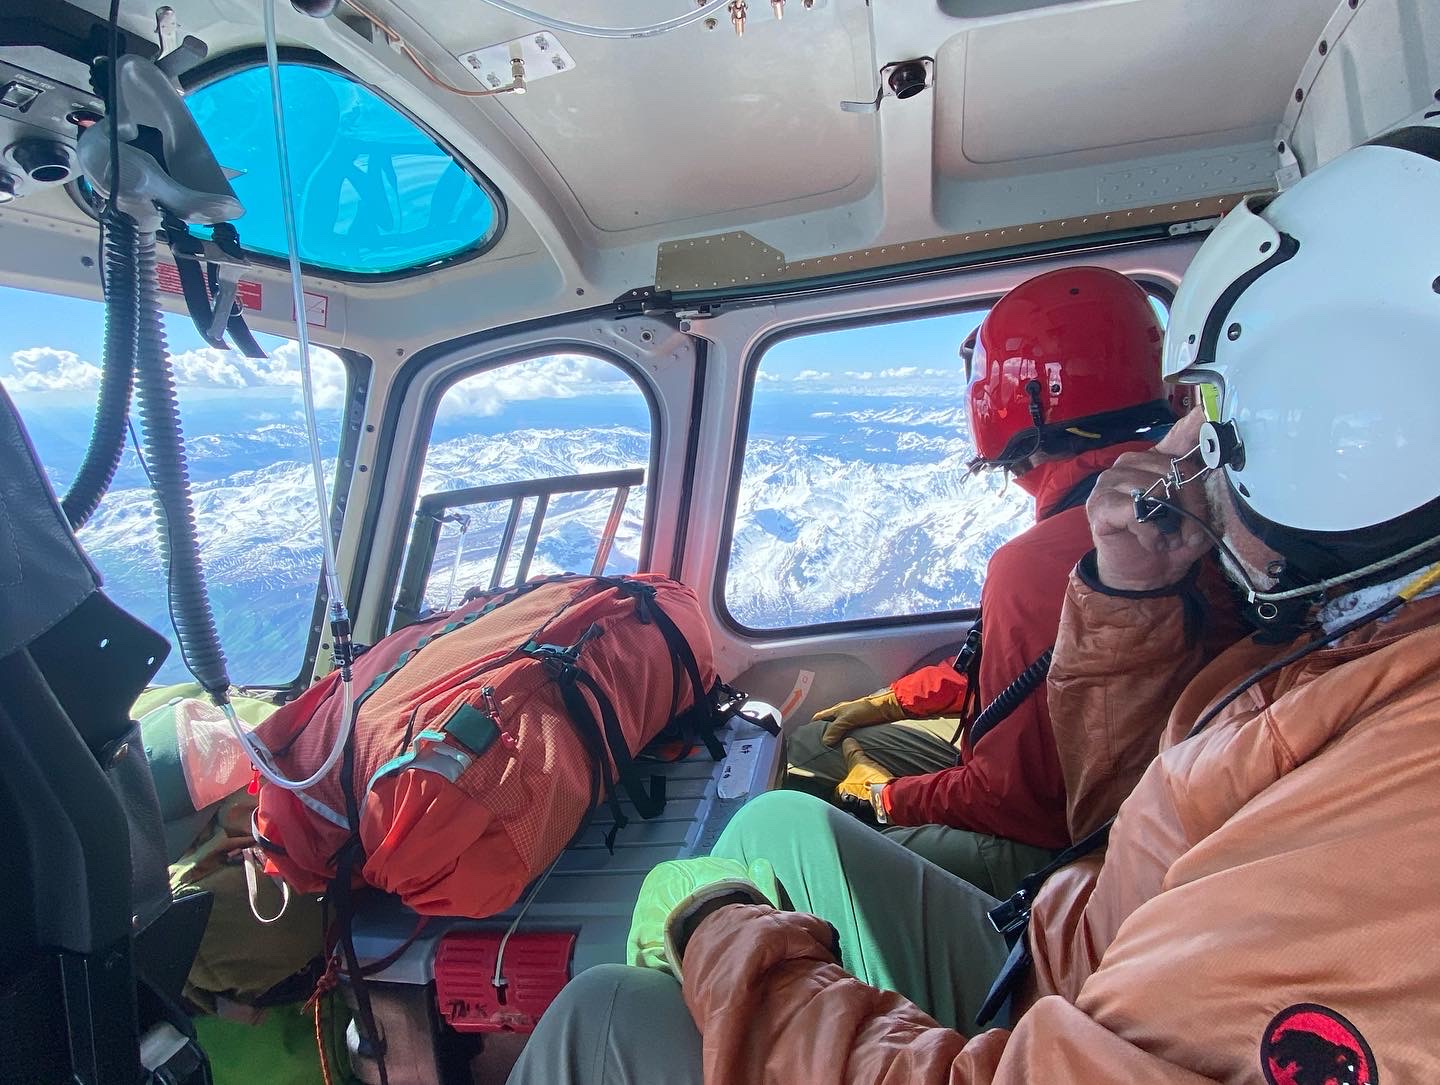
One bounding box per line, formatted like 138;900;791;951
869;782;890;825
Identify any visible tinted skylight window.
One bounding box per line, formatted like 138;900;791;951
186;62;503;275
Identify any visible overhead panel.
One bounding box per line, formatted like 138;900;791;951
935;0;1338;173
436;2;877;233
1283;0;1440;172
655;191;1254;292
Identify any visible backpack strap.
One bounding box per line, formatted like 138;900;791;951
528;632;668;852
607;578;752;759
328;723;391;1085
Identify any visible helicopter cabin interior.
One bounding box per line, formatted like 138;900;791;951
0;0;1437;1082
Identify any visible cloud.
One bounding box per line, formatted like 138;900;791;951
4;339;349;408
169;347;248;389
4;347;103;392
793;369;827;382
755;371;781;383
879;366;918;379
845;371;876;381
436;354;631;420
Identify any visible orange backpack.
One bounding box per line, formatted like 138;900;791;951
251;574;744;918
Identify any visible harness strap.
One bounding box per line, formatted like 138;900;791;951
974;816;1114;1028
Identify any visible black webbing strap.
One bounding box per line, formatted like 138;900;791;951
572;664;667;822
172;254;226;350
546;652;667;852
974;816;1114;1028
207;262;268;359
612;579;735;759
329;728;390;1085
550;663;626;840
163;220;268;359
946;621;985;747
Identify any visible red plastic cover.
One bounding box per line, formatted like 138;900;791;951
434;930;576;1034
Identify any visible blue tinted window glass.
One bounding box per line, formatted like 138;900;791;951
186;64;501;275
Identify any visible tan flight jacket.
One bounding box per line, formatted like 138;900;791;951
682;568;1440;1083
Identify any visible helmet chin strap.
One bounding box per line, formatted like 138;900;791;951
1026;381;1046;428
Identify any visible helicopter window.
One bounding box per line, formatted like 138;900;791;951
0;283;355;688
396;353;654;619
721;292;1171;632
721;306;1031;631
184;59;505;277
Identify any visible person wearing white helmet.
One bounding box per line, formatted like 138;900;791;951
507;120;1440;1085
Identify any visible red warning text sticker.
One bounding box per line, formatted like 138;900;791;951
155;263;263;312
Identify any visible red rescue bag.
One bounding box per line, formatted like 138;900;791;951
251;574;736;918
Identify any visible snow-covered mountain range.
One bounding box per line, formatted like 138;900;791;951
61;394;1032;685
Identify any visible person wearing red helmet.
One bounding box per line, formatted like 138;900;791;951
785;265;1177;898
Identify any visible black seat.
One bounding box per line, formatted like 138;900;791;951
0;383;211;1084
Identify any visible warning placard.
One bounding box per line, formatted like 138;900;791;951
298;290;328;328
156;263;263;312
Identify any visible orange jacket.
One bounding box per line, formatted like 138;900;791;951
682;566;1440;1083
885;443;1152;848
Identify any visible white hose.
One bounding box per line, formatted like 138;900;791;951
227;0;358;795
473;0;731;39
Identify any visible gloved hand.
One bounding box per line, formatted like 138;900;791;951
811;688;908;748
626;856;781;979
834;741;893;824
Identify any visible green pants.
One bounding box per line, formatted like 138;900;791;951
786;718;1056;899
506;791;1009;1085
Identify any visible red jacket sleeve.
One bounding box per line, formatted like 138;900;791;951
882;513;1084;850
891;662;971;716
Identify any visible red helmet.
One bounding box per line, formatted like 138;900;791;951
965;266;1169;467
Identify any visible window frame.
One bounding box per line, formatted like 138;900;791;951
715;278;1174;639
176;46;509;283
382;344;665;633
261;346;371;699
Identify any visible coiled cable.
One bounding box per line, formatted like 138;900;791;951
62;214;138;530
130;225;232;697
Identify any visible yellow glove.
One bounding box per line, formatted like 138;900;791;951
834;743;893;822
811;688;907;748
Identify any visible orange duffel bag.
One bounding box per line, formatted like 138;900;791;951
250;573;747;918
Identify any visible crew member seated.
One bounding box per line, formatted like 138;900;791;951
508;124;1440;1084
787;266;1177;897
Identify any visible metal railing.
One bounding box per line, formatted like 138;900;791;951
392;469;644;630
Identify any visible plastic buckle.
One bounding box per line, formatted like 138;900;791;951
987;888;1031;939
525;641;576;678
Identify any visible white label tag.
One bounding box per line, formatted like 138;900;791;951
718;737;761;800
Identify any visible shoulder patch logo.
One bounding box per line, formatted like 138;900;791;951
1261;1004;1377;1085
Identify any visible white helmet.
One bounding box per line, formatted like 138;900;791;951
1165;121;1440;586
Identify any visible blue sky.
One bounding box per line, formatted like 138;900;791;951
760;308;983;381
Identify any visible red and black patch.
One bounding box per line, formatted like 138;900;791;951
1261;1004;1377;1085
